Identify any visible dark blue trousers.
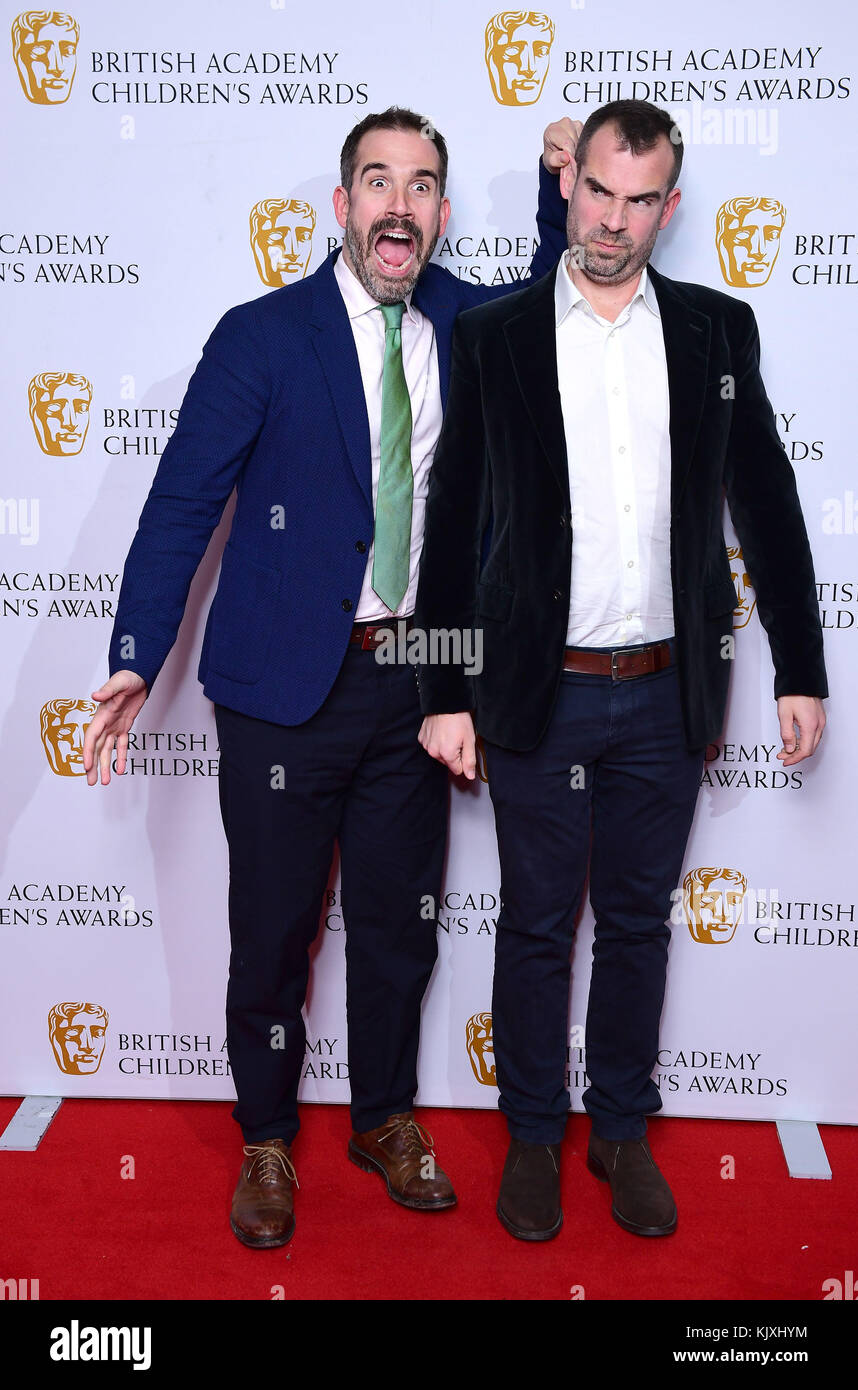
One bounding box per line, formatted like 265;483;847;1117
484;653;704;1143
214;645;447;1144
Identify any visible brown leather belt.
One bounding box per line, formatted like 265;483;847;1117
562;640;673;680
349;617;414;651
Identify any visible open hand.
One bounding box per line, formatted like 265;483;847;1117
82;669;148;785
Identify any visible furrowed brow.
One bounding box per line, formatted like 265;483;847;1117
586;175;661;201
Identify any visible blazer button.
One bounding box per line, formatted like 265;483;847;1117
342;598;353;612
553;589;563;601
559;515;567;529
355;540;367;553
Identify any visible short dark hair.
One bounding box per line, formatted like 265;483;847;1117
575;99;683;192
339;106;449;197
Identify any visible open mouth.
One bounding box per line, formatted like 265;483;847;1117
373;229;416;276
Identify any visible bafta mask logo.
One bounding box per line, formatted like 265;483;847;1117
728;545;757;629
250;198;317;287
29;372;92;456
716;197;786;288
48;1001;109;1075
12;10;79;104
485;11;555;106
40;697;97;776
683;867;748;945
466;1011;497;1085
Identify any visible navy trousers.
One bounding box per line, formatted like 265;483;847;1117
214;644;447;1144
483;651;704;1143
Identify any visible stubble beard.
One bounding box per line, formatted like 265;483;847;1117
344;213;439;304
567;208;659;285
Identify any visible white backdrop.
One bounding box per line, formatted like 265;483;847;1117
2;0;855;1125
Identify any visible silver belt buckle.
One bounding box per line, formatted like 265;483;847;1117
610;648;623;681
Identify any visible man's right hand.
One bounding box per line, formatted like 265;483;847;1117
82;670;148;786
418;713;477;781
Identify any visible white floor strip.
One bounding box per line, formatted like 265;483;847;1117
776;1119;832;1179
0;1096;63;1151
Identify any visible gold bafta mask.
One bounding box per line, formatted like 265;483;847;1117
12;10;79;104
48;1001;109;1075
485;10;555;106
466;1011;497;1085
727;545;757;629
29;372;92;455
40;697;97;776
716;197;785;288
250;198;316;287
683;867;748;945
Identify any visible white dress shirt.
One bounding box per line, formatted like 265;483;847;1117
554;251;674;648
334;253;442;621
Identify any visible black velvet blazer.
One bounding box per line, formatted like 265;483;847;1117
414;260;828;752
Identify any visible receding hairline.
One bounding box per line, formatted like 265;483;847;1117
579;122;680;192
339;108;449;196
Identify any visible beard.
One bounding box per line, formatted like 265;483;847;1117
344;212;439;304
567;208;659;284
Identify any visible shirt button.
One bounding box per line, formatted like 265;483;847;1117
624;504;631;512
613;386;621;396
618;445;626;454
355;540;367;554
626;613;633;621
342;598;353;612
627;561;634;568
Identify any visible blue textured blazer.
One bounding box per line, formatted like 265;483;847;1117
108;164;567;725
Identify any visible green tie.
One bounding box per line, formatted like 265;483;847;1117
372;301;413;611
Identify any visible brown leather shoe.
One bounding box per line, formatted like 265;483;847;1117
497;1138;563;1241
587;1133;677;1236
230;1138;298;1248
348;1112;457;1210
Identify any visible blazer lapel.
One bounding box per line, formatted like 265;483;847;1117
412;266;461;407
308;252;373;512
647;264;711;510
502;267;570;502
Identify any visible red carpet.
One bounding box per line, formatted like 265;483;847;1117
1;1095;854;1301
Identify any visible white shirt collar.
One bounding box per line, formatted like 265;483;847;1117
554;250;660;328
334;250;420;325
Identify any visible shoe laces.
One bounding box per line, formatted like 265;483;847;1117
243;1142;299;1188
377;1115;435;1157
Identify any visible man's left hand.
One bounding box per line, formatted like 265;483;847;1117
542;118;582;174
776;695;826;766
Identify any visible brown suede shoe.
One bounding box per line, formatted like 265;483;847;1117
348;1112;457;1210
230;1138;298;1248
587;1133;677;1236
497;1138;563;1241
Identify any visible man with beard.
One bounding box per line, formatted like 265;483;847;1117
82;107;577;1248
415;100;826;1241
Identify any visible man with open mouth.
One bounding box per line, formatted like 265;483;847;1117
85;105;579;1249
